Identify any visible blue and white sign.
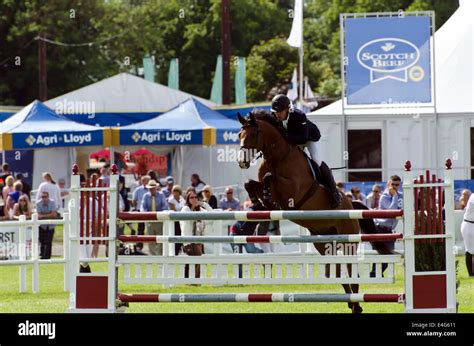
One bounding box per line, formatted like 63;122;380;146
120;130;202;145
219;130;240;144
344;16;432;105
12;131;103;149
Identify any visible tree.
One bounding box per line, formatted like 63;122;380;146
0;0;460;106
0;0;111;105
246;37;298;102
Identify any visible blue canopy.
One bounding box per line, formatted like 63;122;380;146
116;98;241;146
0;100;109;150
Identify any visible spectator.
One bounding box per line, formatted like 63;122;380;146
3;194;16;219
162;176;175;199
366;184;382;209
456;189;472;210
229;201;264;254
7;181;23;205
13;195;32;220
371;175;403;277
132;175;150;210
345;192;353;201
180;191;212;280
351;186;367;205
219;186;241;211
131;175;150;250
190;174;206;196
168;185;185;211
99;167;110;186
118;175;130;212
16;174;32;198
168;184;185;255
36;172;61;211
159;178;167;188
58;177;69;195
461;192;474;276
185;186;197;196
36;192;58;259
147;169;159;183
117;176;127;236
140;180;168;255
202;185;218;209
336;181;345;193
0;163;11;185
2;175;14;204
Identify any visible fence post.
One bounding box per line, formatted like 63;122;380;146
31;213;39;293
402;161;415;312
18;214;27;293
68;165;81;309
108;165;119;312
63;211;70;292
443;159;457;312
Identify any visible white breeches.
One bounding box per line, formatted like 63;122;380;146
461;221;474;253
306;141;322;165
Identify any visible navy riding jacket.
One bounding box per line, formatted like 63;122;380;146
277;108;321;145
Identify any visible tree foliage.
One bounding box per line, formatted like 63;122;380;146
0;0;459;105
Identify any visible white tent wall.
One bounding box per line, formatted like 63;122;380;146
384;117;425;178
32;148;76;191
172;145;260;202
310;118;345;182
438;115;470;179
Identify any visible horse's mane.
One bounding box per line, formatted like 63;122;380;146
248;109;286;138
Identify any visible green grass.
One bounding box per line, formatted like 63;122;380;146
1;258;473;313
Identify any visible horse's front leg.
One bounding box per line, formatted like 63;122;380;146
244;179;265;210
262;172;278;210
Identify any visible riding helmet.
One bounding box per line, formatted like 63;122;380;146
271;94;291;112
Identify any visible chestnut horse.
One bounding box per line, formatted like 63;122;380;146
237;110;391;313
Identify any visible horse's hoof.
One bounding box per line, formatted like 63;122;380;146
351;304;363;314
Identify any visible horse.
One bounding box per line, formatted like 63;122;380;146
237;109;392;314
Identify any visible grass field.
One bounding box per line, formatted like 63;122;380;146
1;256;473;313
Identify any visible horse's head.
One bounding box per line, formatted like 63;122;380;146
237;112;261;169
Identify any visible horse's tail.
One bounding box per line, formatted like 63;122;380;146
351;201;394;255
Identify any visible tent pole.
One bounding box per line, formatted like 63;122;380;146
209;146;212;186
110;146;115;166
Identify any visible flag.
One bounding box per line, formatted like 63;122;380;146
211;55;223;105
235;57;247;105
287;68;298;101
168;58;179;90
142;55;155;82
304;76;315;99
287;0;303;48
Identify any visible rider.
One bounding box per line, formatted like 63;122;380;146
271;94;342;208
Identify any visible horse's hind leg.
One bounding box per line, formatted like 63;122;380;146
315;242;363;314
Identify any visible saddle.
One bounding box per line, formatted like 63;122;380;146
300;149;322;183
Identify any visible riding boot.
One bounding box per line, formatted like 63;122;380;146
466;252;474;276
318;161;342;209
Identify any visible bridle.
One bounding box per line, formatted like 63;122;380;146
239;123;263;164
239;120;291;166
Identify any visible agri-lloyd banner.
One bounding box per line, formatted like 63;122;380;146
12;131;103;149
218;130;240;144
121;130;203;145
344;16;432;105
